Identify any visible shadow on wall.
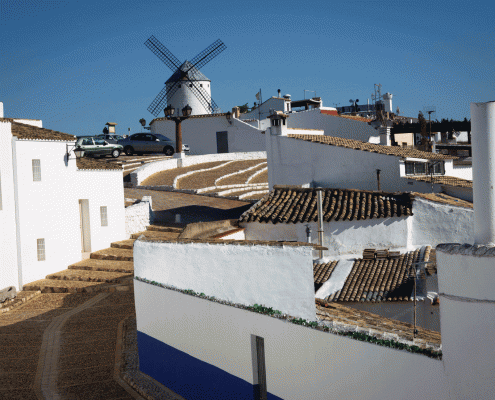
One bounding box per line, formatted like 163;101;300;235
153;204;253;224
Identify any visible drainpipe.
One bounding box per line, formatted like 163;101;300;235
376;169;381;191
316;188;324;258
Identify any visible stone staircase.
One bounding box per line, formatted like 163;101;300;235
23;224;183;294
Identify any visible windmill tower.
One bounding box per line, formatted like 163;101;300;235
145;36;226;117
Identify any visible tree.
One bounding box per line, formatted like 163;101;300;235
237;103;249;113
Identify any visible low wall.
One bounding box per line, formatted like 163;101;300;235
133;239;316;321
130;151;267;186
135;281;449;400
125;196;152;238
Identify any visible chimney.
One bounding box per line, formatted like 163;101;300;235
471;101;495;245
278;89;281;98
0;102;3;118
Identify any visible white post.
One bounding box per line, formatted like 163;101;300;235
317;189;324;258
0;102;3;118
471;101;495;245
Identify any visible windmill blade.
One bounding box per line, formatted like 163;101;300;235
188;39;226;72
186;80;218;113
147;81;182;116
144;35;182;72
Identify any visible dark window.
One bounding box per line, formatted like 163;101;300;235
178;84;181;88
405;161;443;175
131;134;144;141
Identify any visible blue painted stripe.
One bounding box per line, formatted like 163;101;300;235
137;331;283;400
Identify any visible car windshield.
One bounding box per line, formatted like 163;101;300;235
155;134;172;142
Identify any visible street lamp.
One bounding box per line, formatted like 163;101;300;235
411;261;432;339
164;104;192;157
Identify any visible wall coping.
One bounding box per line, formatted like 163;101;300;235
436;243;495;257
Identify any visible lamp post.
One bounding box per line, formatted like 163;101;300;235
164;104;192;157
411;261;432;339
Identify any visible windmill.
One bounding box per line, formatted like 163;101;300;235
144;35;227;117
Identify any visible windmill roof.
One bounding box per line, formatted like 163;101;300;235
165;60;210;84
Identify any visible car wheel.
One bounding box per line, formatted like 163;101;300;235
112;149;120;158
124;146;134;156
164;146;174;156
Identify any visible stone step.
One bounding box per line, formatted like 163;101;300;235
90;247;133;261
46;269;133;283
130;231;180;240
146;224;185;233
68;259;134;273
23;279;132;294
111;239;135;249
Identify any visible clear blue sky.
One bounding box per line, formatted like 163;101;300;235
1;0;493;137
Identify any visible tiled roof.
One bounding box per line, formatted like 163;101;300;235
406;175;472;188
10;122;76;141
287;134;455;160
316;301;441;344
136;236;326;249
325;247;432;302
414;192;473;209
76;158;122;171
239;186;413;224
314;261;339;285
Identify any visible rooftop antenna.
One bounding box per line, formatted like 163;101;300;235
372;83;382;117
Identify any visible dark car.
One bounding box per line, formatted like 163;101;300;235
118;133;189;156
74;137;123;158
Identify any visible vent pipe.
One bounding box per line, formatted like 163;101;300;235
471;101;495;245
316;188;324;258
278;89;281;98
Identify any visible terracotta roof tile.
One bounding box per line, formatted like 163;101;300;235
76;158;122;171
314;261;339;285
239;186;413;224
406;175;472;188
326;247;432;302
10;122;76;141
287;134;455;160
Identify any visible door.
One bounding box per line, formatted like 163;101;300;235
216;131;229;153
79;200;91;253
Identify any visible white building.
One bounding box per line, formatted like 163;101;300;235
0;113;125;291
149;113;265;155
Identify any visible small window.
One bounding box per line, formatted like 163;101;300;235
32;159;41;181
37;239;45;261
200;83;203;87
100;206;108;227
189;84;192;88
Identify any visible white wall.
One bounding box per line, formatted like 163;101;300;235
166;79;211;116
133;239;316;321
13;140;125;285
125;198;152;238
240;97;287;120
442;185;473;202
412;197;474;246
436;246;495;399
12;119;43;128
287;108;379;142
150;115;265;155
450;164;473;180
135;281;450;400
0;121;19;290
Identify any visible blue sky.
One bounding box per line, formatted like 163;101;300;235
1;0;493;137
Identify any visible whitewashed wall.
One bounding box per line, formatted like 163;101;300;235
125;198;152;238
133;240;316;321
412;197;473;246
241;218;410;256
450;164;473;180
12;119;42;128
240;97;287;120
442;185;473;202
150;115;265;155
0;121;19;290
287;108;379;142
13;140;125;286
135;281;450;400
437;246;495;400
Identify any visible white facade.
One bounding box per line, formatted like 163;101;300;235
0;119;125;290
239;97;290;121
134;239;316;321
166;79;211;116
150;114;265;155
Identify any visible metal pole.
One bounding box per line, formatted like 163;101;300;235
413;267;417;338
175;119;182;154
317;189;324;258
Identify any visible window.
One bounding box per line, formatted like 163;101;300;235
100;206;108;226
32;159;41;181
200;83;203;87
405;161;444;176
37;239;45;261
178;84;181;88
82;138;93;146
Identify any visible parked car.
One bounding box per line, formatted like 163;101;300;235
74;137;123;158
95;134;125;144
117;133;190;156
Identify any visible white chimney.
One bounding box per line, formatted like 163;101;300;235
382;92;393;113
0;102;3;118
471;101;495;245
